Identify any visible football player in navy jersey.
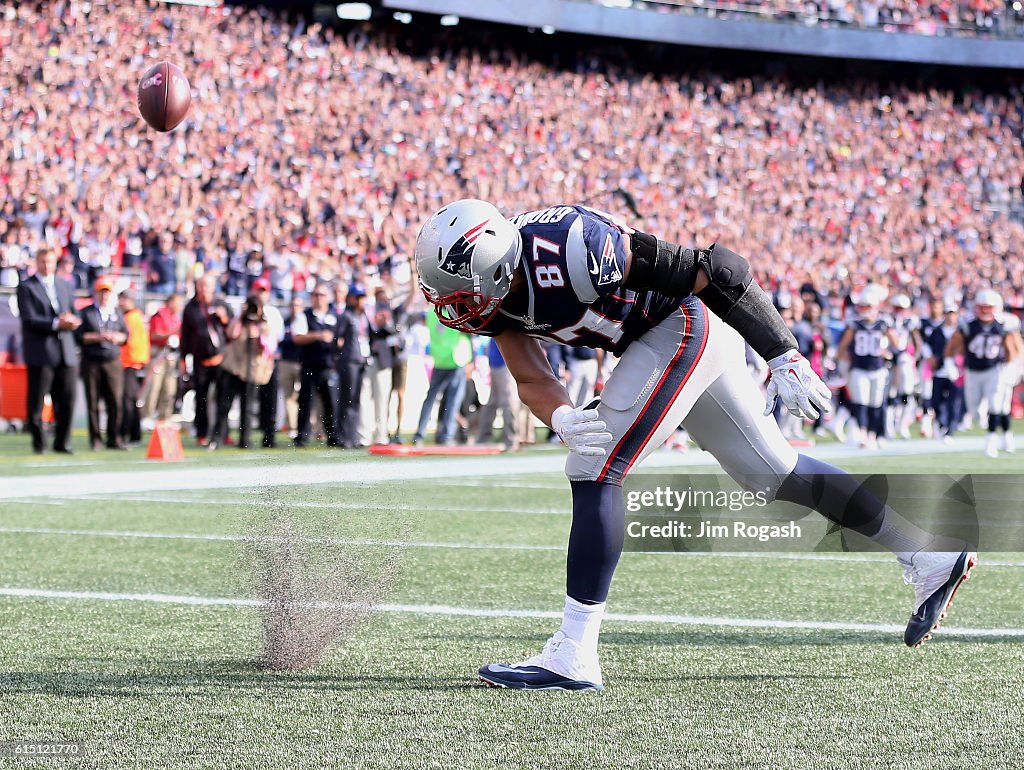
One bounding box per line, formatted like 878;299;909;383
836;286;899;450
927;300;965;441
887;294;922;440
945;289;1022;458
415;199;976;690
917;296;947;438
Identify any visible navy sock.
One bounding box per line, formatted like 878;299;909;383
1002;414;1012;432
853;403;869;429
775;454;885;535
566;480;624;605
988;413;999;433
869;405;886;437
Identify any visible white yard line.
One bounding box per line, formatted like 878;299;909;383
1;525;1022;566
0;455;571;500
0;526;560;551
5;495;569;515
0;435;992;500
0;585;1020;637
442;479;567;490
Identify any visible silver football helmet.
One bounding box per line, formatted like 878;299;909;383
974;288;1002;309
855;283;888;307
974;288;1002;322
415;199;522;332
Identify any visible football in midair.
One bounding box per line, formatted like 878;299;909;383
137;61;191;132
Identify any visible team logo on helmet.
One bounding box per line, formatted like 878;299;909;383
438;220;490;280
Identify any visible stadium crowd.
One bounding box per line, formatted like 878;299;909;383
631;0;1018;37
2;0;1024;452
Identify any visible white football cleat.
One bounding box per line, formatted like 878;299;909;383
478;631;603;691
900;548;977;648
1002;432;1015;453
829;420;847;443
985;434;999;459
919;413;934;438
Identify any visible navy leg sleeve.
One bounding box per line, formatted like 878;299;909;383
853;402;869;429
566;480;625;605
869;405;886;437
775;454;885;536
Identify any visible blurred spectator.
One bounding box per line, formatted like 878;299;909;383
145;294;184;423
292;281;341;448
215;293;277;449
412;310;472;446
77;275;129;450
337;284;370;448
279;294;306;436
456;364;483;444
476;339;521;450
118;288;150;446
147;233;178;295
181;273;232;446
567;347;601;407
366;289;397;446
383;279;419;443
251;277;285;448
15;247;80;454
224;241;250;298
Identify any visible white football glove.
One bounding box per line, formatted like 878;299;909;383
551;403;613;457
939;358;960;381
764;350;833;420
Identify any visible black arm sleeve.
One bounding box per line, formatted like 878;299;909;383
624;232;797;361
624;231;701;297
699;280;797;361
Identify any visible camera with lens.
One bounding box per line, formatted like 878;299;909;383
243;294;265;325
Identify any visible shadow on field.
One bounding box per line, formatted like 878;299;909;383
439;629;1024;647
0;660;452;697
600;629;905;647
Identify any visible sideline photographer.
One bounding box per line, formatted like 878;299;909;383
214;293;277;449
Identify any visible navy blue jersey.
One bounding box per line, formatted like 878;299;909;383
919;316;942;357
961;318;1007;371
920;316;941;339
848;318;889;371
927;323;957;369
476;205;681;355
889;316;918;355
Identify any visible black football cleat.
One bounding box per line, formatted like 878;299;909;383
901;549;977;648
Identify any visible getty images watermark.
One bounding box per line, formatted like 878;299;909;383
0;741;85;758
625;485;802;544
622;474;1016;553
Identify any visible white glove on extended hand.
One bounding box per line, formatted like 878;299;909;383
764;350;833;420
551;403;613;458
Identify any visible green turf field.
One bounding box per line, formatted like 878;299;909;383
0;433;1022;768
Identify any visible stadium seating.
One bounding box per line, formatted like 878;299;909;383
0;0;1021;310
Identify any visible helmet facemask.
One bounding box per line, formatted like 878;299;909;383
415;200;522;332
421;257;517;332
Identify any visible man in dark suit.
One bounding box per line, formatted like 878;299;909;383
77;275;129;450
336;284;370;448
292;281;341;447
16;247;81;454
180;273;232;446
